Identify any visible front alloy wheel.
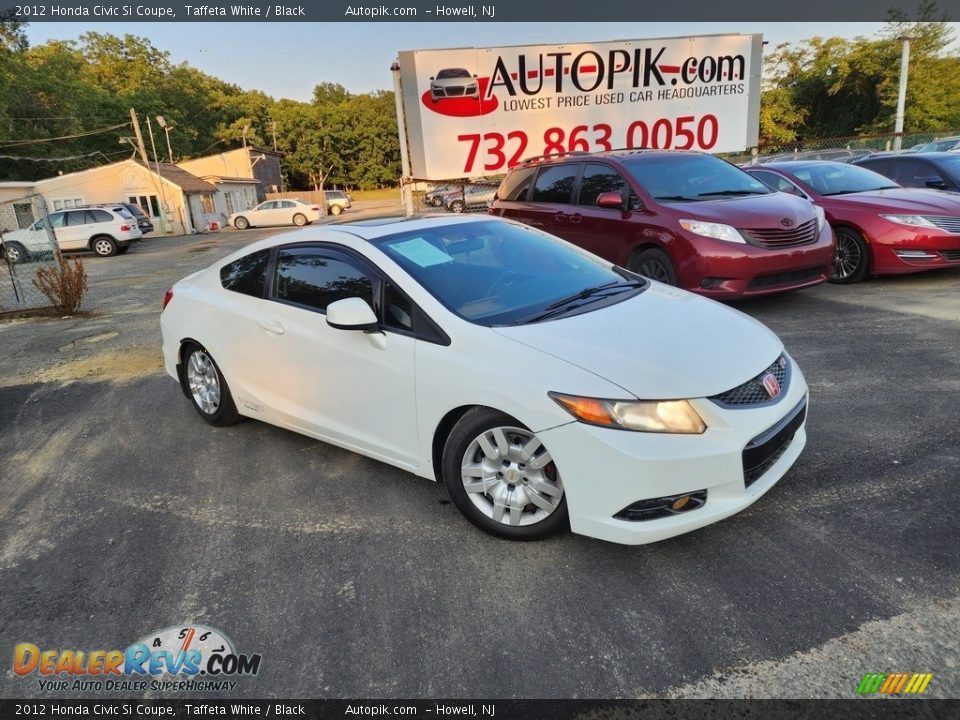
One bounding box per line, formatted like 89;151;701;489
443;409;568;540
831;227;869;283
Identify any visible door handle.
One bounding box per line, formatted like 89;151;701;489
568;213;583;224
524;219;545;227
553;211;569;223
258;319;285;335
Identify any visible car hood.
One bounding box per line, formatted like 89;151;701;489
492;284;783;399
673;191;817;229
1;228;44;243
820;187;960;213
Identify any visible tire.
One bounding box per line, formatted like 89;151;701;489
830;226;870;284
431;197;444;208
234;216;250;230
442;408;568;541
91;236;118;257
2;242;28;264
629;247;677;285
181;343;241;426
330;205;343;216
117;245;130;255
449;200;465;214
292;213;308;226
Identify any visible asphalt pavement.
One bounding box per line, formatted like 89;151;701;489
0;215;958;699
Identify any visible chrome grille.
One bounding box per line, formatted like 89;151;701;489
927;216;960;233
710;354;790;407
740;218;818;248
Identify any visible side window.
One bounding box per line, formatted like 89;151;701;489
497;167;537;201
50;213;66;228
277;200;294;209
273;247;374;312
531;165;578;204
65;210;88;226
858;160;891;179
895;160;939;187
578;164;629;207
220;249;270;298
88;209;113;223
257;201;275;211
382;282;414;332
751;170;803;196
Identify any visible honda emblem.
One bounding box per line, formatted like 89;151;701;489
761;373;781;398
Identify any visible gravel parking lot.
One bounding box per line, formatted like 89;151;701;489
1;218;958;699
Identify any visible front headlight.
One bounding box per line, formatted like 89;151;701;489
679;219;746;244
880;214;938;228
549;392;707;434
813;204;826;231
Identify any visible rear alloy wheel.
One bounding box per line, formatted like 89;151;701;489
330;205;343;216
92;236;118;257
182;344;241;426
830;227;870;284
443;409;568;540
2;242;27;264
293;213;308;226
234;216;250;230
629;247;677;285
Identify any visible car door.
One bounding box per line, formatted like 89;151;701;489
253;244;419;466
56;210;89;250
564;163;641;261
523;163;581;238
274;200;297;224
249;201;275;225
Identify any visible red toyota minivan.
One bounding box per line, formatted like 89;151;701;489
488;150;835;298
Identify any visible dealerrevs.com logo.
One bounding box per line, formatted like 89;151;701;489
13;625;261;693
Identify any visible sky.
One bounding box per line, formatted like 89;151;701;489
23;21;959;100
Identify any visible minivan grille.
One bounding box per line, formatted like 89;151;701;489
748;267;823;290
927;216;960;233
711;354;789;407
740;218;819;248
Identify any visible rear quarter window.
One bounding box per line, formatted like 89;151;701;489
496;167;536;201
89;209;114;223
531;165;578;204
220;249;270;298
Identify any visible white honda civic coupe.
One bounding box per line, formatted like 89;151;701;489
160;216;809;545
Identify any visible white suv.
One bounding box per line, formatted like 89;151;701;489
1;205;142;263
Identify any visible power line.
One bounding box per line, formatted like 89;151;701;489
0;122;130;148
0;150;127;162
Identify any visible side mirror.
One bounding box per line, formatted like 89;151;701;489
926;178;948;189
326;297;379;333
429;76;435;81
473;74;478;78
597;191;626;210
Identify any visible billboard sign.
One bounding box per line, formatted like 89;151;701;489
397;34;762;180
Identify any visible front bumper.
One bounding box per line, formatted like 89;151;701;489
679;225;835;298
538;360;809;545
866;223;960;275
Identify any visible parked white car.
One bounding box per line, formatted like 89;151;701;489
160;216;809;545
229;199;322;229
1;205;142;262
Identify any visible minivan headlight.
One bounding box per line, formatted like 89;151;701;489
679;219;746;244
813;204;826;231
880;214;937;228
549;393;706;434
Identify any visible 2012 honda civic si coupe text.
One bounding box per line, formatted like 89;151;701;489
160;216;809;545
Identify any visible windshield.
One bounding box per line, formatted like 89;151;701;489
436;68;471;79
374;220;644;326
789;163;899;195
623;154;771;202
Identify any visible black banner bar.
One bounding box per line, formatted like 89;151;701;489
0;0;957;22
1;700;959;719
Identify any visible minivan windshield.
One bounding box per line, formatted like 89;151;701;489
623;154;771;202
374;220;645;326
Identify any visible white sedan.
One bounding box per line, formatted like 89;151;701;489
229;199;322;229
160;216;809;544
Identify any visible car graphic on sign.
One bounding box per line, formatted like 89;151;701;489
430;68;479;102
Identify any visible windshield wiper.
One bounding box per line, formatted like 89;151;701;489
654;195;699;202
697;189;769;196
515;281;645;324
821;186;897;196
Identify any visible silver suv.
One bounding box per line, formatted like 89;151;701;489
324;190;352;216
1;205;142;263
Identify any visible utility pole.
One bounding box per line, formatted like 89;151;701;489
129;108;150;166
146;116;173;234
893;35;913;151
271;120;278;152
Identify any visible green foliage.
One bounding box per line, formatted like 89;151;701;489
0;23;401;188
760;14;960;146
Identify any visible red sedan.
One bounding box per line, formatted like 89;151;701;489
746;161;960;283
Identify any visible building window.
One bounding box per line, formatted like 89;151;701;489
129;195;162;219
201;194;215;214
13;202;34;229
52;197;84;211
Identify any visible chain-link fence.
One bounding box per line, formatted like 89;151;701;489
0;194;59;312
410;180;501;216
726;129;960;166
